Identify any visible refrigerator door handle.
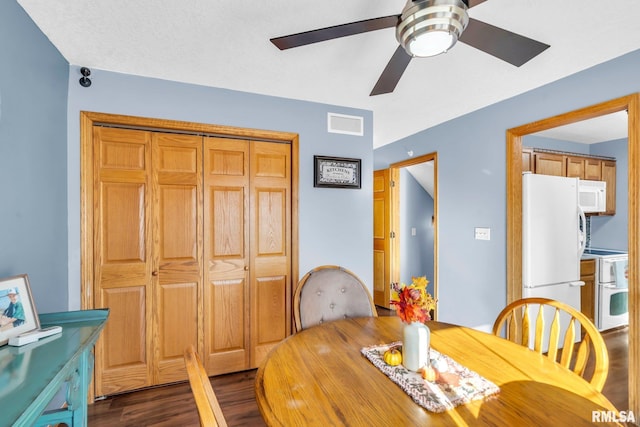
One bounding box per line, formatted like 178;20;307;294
578;206;587;258
569;281;586;287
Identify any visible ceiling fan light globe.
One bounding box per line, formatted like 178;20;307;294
408;31;455;57
396;0;468;58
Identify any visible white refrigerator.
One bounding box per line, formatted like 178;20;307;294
522;173;586;350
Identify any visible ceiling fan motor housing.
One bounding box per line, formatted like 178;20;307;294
397;0;469;57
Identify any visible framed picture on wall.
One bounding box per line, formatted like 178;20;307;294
0;274;40;346
314;155;362;189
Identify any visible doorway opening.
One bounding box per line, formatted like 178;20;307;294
505;93;639;415
373;153;438;319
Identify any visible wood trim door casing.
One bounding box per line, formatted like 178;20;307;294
506;93;640;416
388;152;439;320
80;111;299;392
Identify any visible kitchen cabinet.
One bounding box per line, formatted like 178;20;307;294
584;158;603;180
525;147;616;215
522;147;534;172
566;156;584;178
564;157;604;181
580;258;596;330
534;152;565;176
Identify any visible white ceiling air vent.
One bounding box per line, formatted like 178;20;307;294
327;113;364;136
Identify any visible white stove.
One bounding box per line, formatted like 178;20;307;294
582;248;628;331
582;248;627;257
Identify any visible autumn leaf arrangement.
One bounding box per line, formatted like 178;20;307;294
390;276;436;324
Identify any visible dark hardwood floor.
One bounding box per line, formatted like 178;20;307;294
88;369;264;427
599;325;629;411
88;316;629;426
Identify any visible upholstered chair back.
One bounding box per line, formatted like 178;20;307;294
294;265;377;332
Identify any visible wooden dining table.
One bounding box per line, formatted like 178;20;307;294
255;316;622;426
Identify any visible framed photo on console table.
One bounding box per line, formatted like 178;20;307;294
0;274;40;346
314;155;361;189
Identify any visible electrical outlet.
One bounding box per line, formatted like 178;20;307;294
475;227;491;241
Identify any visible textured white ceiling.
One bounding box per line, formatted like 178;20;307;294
17;0;640;148
533;111;629;144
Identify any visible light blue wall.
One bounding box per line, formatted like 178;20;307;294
375;48;640;329
522;135;590;154
0;2;69;313
399;170;434;291
590;138;628;251
65;68;373;309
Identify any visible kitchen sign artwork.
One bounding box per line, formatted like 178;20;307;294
314;155;361;189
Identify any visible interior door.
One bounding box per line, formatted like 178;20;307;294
93;127;154;395
373;169;392;308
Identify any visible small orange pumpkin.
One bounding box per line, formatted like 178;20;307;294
419;365;437;382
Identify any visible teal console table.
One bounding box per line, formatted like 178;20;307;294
0;309;109;427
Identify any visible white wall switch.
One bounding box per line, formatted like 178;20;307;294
411;227;416;236
475;227;491;241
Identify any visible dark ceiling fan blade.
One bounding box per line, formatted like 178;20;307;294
271;15;399;50
370;46;412;96
459;18;550;66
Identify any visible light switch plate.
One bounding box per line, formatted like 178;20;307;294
475;227;491;241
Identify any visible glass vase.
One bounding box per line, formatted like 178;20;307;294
402;321;430;371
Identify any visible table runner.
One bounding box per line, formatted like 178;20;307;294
361;341;500;413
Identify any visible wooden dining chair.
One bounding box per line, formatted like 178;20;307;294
184;345;228;427
492;297;609;391
293;265;378;332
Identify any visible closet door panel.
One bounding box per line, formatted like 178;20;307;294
99;287;149;393
256;275;287;344
250;142;291;367
156;281;198;382
153;134;203;384
208;277;247;373
256;190;285;254
212;188;245;259
158;186;198;261
93;127;154;396
203;137;250;374
99;182;147;282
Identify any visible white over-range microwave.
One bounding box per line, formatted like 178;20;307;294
578;180;607;213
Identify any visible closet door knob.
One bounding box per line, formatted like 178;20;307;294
244;266;249;271
152;271;159;276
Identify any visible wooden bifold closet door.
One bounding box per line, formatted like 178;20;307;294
92;127;291;396
203;137;292;374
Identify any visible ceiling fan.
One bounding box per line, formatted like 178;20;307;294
270;0;550;96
